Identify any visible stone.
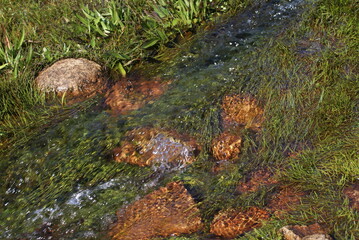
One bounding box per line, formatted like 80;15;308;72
267;186;305;217
109;182;202;240
105;77;168;114
211;132;242;161
210;207;270;238
36;58;107;100
236;168;278;193
280;223;332;240
113;127;200;169
343;181;359;211
221;94;264;130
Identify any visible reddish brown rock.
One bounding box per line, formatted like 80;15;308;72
113;127;199;168
210;207;270;238
280;223;332;240
343;182;359;211
222;94;264;130
105;77;168;114
110;182;202;240
267;186;305;217
36;58;107;101
211;132;242;161
237;168;278;193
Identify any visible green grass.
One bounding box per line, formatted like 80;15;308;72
0;0;251;142
0;0;358;239
163;0;358;239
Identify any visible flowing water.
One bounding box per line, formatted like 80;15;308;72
0;0;309;238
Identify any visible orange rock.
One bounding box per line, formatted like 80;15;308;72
105;77;168;114
210;207;270;238
222;94;264;130
113;127;199;168
110;182;202;240
237;168;278;193
211;132;242;161
343;182;359;211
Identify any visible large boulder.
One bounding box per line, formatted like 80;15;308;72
210;207;270;238
36;58;107;101
109;182;202;239
113;127;200;169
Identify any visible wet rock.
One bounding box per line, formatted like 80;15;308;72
236;168;278;193
267;186;305;217
210;207;270;238
36;58;107;101
109;182;202;240
221;94;264;130
22;222;60;240
113;127;199;169
280;223;332;240
211;132;242;161
343;182;359;211
105;77;169;114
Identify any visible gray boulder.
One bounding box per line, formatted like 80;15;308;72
36;58;107;101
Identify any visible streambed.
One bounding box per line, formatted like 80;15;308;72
0;0;310;239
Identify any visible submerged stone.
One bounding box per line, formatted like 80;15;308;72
210;207;270;238
113;127;199;169
105;77;169;114
109;182;202;240
35;58;107;101
211;132;242;161
221;94;264;130
280;223;332;240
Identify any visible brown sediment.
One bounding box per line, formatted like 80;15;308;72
267;186;306;217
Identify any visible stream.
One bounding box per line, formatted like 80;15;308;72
0;0;310;239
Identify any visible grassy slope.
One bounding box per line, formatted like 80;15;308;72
0;0;358;239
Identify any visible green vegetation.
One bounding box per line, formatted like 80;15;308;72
0;0;249;140
166;0;359;239
0;0;358;239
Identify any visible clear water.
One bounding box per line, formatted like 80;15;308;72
0;0;308;239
